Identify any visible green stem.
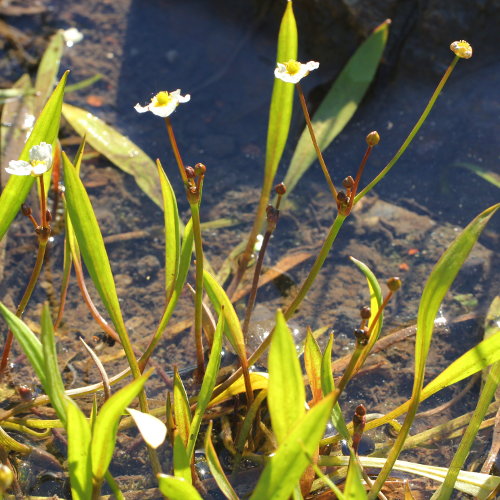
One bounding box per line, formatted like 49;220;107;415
296;82;337;201
355;57;459;204
190;201;206;379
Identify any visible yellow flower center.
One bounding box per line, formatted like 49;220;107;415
31;160;46;167
154;91;172;106
284;60;301;75
450;40;472;59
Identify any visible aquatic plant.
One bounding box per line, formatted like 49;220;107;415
0;1;498;499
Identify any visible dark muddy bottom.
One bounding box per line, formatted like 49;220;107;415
0;0;498;497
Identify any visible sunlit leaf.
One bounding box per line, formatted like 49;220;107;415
126;407;167;449
344;453;368;499
204;421;239;500
0;303;45;386
91;373;150;481
0;71;68;242
203;269;245;360
321;333;349;441
304;328;323;404
268;309;305;444
250;394;334;500
265;0;297;183
34;30;64;115
283;20;389;195
62;152;128;344
61;102;161;207
173;432;191;483
173;368;191;448
157;159;179;302
41;303;69;427
208;372;269;408
67;402;92;500
157;474;203;500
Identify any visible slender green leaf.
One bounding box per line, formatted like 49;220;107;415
173;368;191;448
416;203;499;390
157;474;203;500
235;389;268;455
173;432;191;483
250;394;334;500
187;313;225;459
283;20;389;195
304;328;323;403
67;402;92;500
157;159;180;301
0;303;45;386
91;373;150;481
0;71;68;242
203;269;245;360
62;152;127;340
350;256;383;336
455;162;500;189
208;372;269;408
34;31;64;115
268;309;305;444
41;303;68;427
321;334;350;440
345;454;368;499
432;361;500;499
204;421;239;500
126;407;167;449
264;0;297;183
368;203;500;499
61;102;161;207
65;74;104;93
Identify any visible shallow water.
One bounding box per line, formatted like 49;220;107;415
0;0;499;497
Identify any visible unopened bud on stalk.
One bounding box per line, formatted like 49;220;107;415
274;182;286;195
21;204;32;216
45;210;52;222
342;176;355;189
185;166;195;178
354;328;369;346
0;464;13;493
360;306;371;319
194;162;206;175
387;277;402;292
337;191;349;203
366;131;380;147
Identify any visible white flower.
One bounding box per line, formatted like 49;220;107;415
6;142;53;177
274;60;319;84
134;90;190;118
62;27;84;47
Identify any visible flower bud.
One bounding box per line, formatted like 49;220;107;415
354;328;369;346
342;176;354;189
274;182;286;195
386;277;402;292
21;204;32;216
0;464;13;493
45;210;52;222
450;40;472;59
337;191;348;203
366;131;380;147
185;166;195;178
360;306;371;319
194;162;206;175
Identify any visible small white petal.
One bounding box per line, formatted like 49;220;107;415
127;408;167;449
31;163;49;176
134;103;150;113
6;160;31;176
29;142;52;164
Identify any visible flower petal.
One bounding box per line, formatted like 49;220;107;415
134;103;150;113
5;160;31;176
